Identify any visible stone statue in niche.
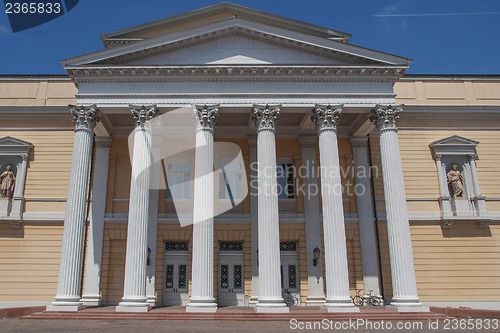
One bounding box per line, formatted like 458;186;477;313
0;165;15;198
447;164;464;198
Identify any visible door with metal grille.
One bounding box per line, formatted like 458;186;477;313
280;242;299;303
218;242;244;306
163;242;189;306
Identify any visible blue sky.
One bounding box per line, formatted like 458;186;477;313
1;0;499;75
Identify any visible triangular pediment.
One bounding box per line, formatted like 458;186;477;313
63;17;410;68
111;34;357;66
0;136;32;148
0;136;33;155
431;135;479;148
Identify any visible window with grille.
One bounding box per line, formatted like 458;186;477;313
221;265;229;289
219;241;243;252
165;265;174;288
219;160;244;200
165;241;189;252
277;162;295;199
288;265;297;289
165;160;191;200
234;265;242;289
178;265;187;289
280;241;297;252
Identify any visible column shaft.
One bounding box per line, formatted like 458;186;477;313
371;105;428;312
117;104;157;312
253;104;288;313
47;105;99;312
312;105;357;312
187;104;218;312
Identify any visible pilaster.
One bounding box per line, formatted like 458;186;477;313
351;137;381;297
81;136;112;306
298;136;325;305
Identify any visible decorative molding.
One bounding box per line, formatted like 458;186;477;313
311;104;342;132
370;104;403;131
130;104;157;128
252;104;281;131
70;104;100;131
193;104;219;130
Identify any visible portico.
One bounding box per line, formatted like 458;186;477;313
47;2;428;314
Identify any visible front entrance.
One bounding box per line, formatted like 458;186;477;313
280;242;300;303
162;242;189;306
218;242;244;306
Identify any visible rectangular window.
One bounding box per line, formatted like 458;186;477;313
165;160;191;200
219;160;243;200
277;162;295;199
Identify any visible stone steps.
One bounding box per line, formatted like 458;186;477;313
22;307;452;321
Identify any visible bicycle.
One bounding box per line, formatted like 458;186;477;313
282;291;299;306
351;289;383;307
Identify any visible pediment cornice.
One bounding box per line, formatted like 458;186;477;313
63;18;411;70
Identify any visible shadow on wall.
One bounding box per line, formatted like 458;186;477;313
441;222;492;238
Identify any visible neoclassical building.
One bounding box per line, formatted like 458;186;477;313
0;3;499;313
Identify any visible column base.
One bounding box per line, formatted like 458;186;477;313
116;302;152;312
46;302;86;312
249;296;259;306
390;302;430;312
146;296;157;307
80;295;102;307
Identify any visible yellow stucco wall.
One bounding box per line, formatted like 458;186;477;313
0;223;63;301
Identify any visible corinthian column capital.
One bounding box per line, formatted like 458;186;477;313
370;104;403;131
193;104;219;130
130;104;157;129
311;104;342;132
252;104;281;131
70;104;100;131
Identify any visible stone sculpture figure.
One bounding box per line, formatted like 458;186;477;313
447;164;463;198
0;165;15;198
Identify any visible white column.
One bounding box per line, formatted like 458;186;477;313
117;105;157;312
370;105;428;312
299;136;325;305
248;135;259;305
47;104;99;312
186;104;219;313
80;137;112;306
351;137;381;297
11;154;29;219
252;104;288;313
468;153;487;215
312;105;358;312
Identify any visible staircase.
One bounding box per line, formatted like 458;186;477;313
22;306;454;321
